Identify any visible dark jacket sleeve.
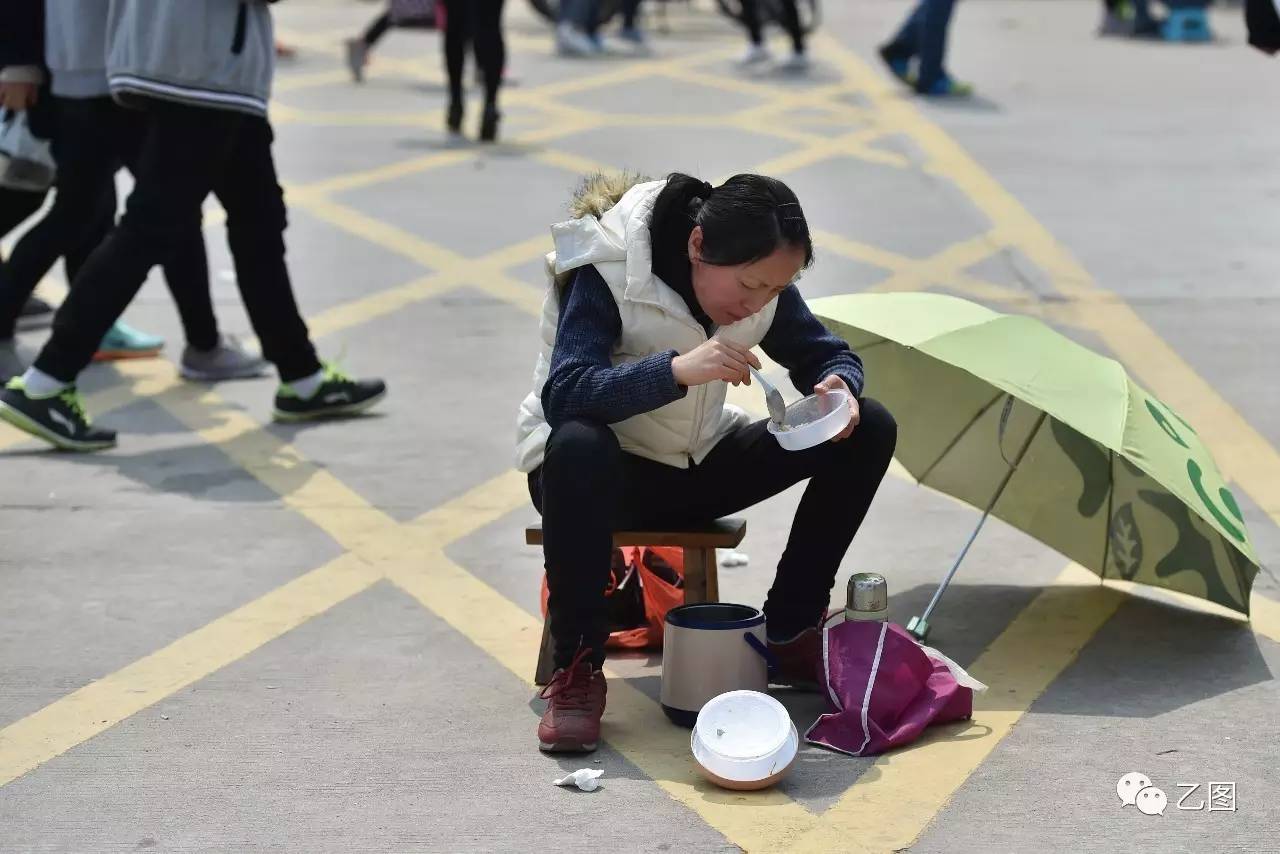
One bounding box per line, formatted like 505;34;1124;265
760;286;866;398
0;0;45;71
541;265;688;427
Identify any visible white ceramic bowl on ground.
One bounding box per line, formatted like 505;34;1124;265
766;389;852;451
691;690;799;791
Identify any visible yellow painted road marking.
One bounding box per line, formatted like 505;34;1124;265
793;563;1126;852
0;553;382;788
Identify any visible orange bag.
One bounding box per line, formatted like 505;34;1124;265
539;546;686;650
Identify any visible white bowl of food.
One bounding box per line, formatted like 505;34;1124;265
766;389;853;451
691;690;799;791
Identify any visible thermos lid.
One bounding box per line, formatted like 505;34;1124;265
847;572;888;615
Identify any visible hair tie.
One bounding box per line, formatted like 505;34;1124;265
685;180;715;222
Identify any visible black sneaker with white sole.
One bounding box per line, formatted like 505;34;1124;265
0;378;117;451
272;363;386;422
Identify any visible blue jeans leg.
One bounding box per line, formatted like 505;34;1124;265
883;3;925;60
915;0;957;90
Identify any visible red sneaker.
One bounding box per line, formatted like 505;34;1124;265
538;649;607;753
768;626;824;690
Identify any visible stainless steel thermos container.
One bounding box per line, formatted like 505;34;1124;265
845;572;888;622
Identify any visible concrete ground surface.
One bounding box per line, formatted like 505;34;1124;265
2;0;1278;851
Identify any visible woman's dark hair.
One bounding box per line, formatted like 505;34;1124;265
650;172;814;269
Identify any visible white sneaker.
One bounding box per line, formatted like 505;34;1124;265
777;51;811;73
738;43;773;65
557;23;597;57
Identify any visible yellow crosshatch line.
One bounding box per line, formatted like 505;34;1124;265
2;12;1278;853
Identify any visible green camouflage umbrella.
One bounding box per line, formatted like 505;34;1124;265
810;292;1259;638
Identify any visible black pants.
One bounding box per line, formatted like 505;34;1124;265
0;97;218;347
583;0;643;34
35;102;320;383
529;400;897;667
443;0;506;108
741;0;805;53
0;188;45;239
363;11;394;46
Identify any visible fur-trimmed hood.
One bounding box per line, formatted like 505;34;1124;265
567;171;650;220
551;173;673;306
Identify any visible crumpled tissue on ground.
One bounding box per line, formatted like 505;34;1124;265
553;769;604;792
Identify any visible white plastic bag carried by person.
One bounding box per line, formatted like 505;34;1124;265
0;111;55;192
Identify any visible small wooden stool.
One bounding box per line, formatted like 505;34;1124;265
526;518;747;685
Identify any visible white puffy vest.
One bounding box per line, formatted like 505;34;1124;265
514;181;778;472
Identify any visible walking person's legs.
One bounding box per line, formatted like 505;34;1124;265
0;188;44;241
622;0;644;29
0;97;177;365
613;0;651;51
0;103;230;449
879;1;925;81
779;0;806;55
0;187;49;380
347;9;395;82
442;0;472;133
364;10;396;46
556;0;600;56
209;116;317;383
880;0;970;96
206;114;385;421
914;0;960;93
737;0;775;64
110;97;262;379
0;99;121;344
775;0;810;69
69;181;167;362
471;0;507;141
32;105;232;385
1;101;385;450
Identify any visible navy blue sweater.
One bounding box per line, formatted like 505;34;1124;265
541;264;865;428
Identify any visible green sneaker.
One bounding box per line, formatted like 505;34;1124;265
94;321;164;362
272;363;386;422
0;378;117;451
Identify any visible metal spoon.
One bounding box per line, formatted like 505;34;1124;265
749;366;786;428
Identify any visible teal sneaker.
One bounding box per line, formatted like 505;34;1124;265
94;321;164;362
0;377;117;451
273;363;386;422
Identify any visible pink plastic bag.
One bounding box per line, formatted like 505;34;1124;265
805;619;985;757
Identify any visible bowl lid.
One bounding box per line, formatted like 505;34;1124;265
693;690;793;761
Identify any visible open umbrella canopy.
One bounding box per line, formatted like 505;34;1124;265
810;292;1259;616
